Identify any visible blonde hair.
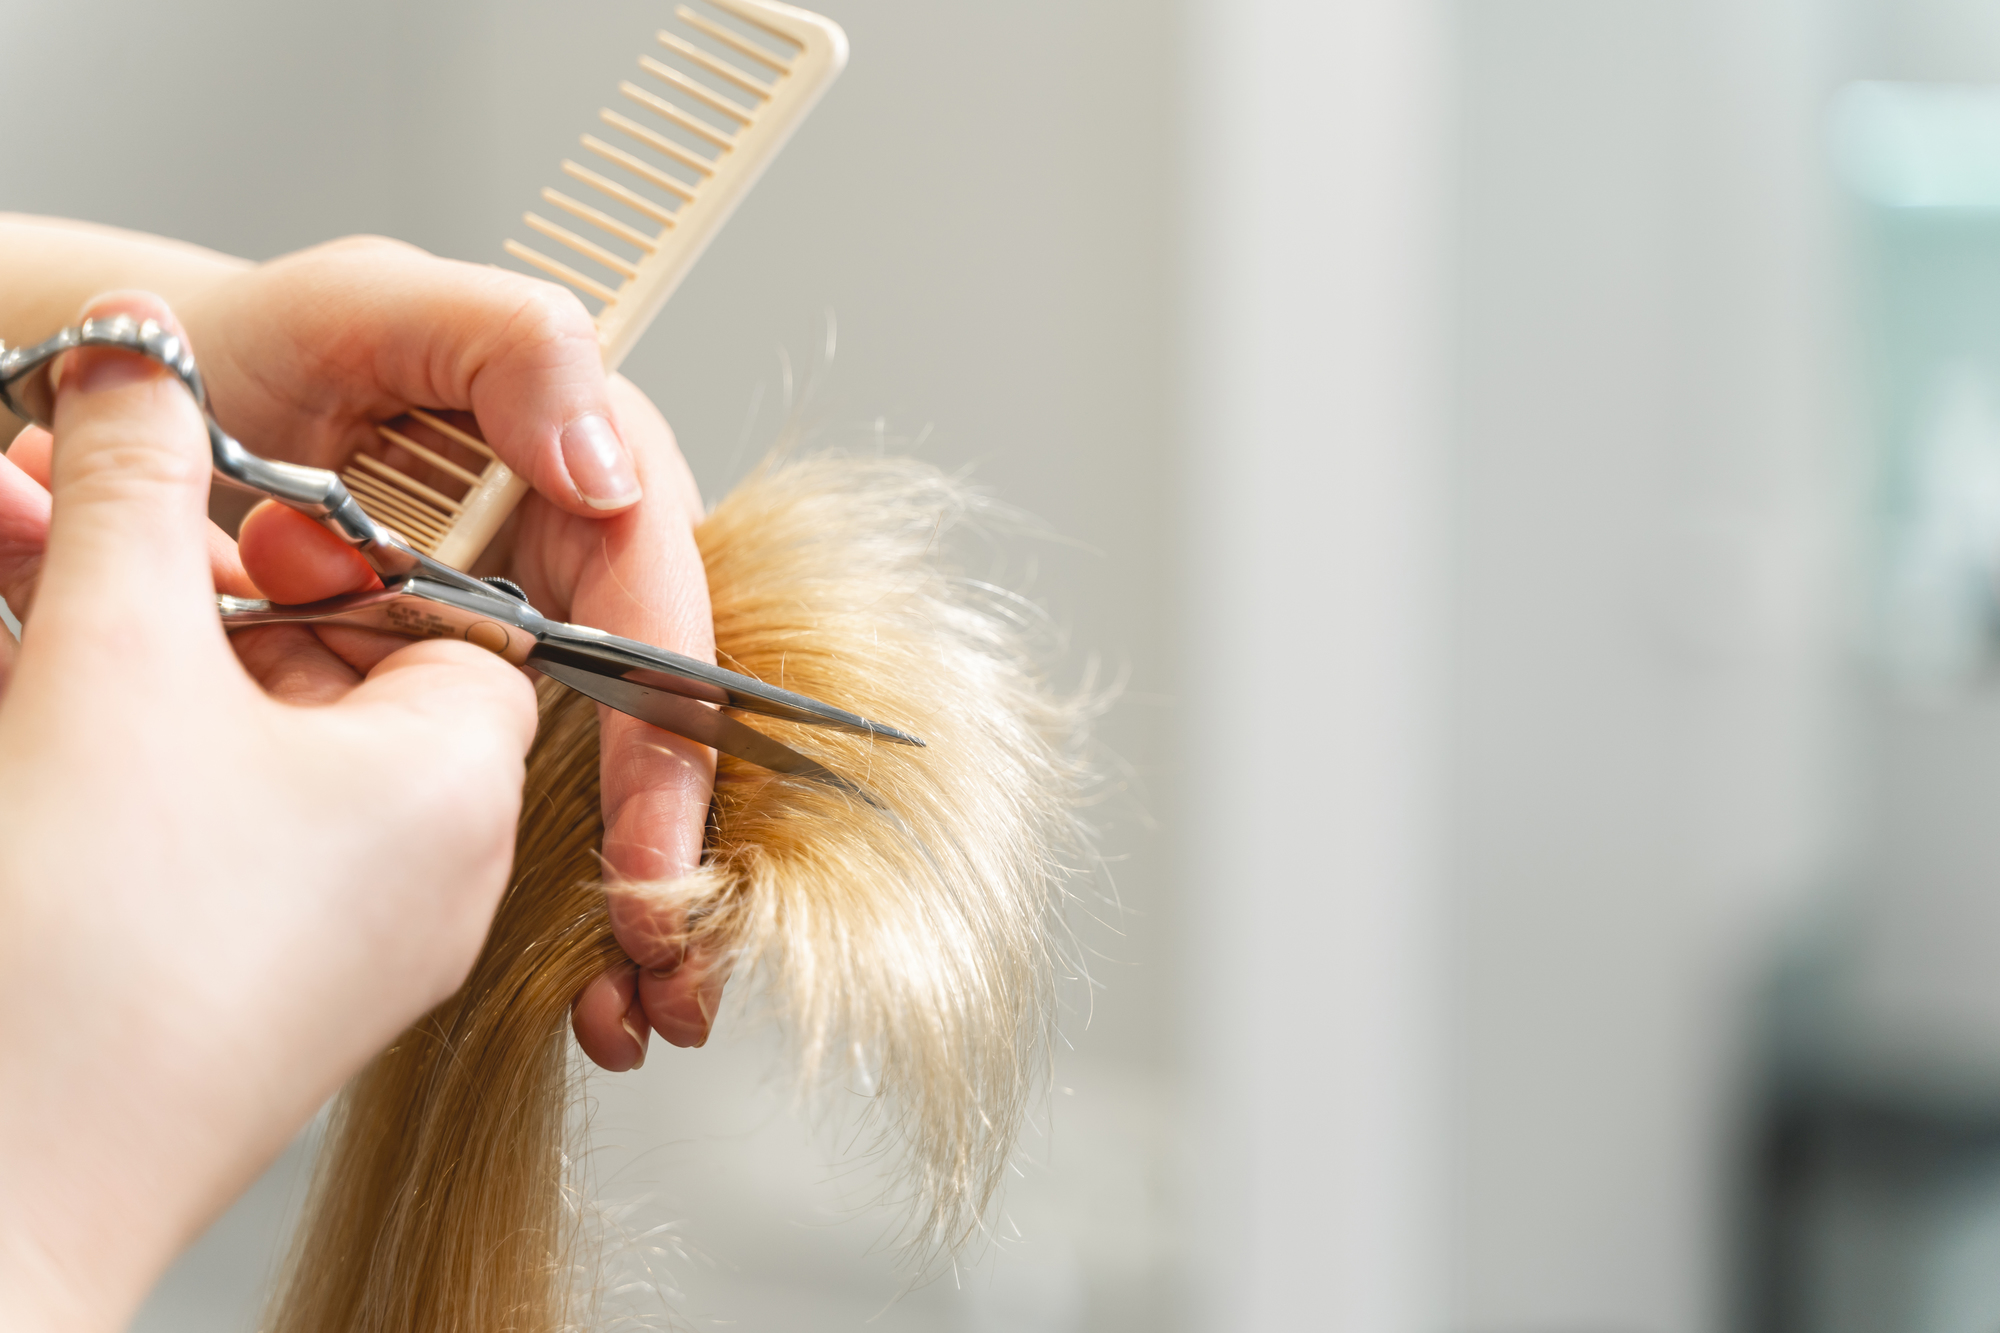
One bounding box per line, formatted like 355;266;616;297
266;451;1094;1333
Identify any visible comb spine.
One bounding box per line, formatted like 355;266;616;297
434;468;534;569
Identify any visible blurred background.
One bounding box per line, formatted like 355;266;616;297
20;0;2000;1328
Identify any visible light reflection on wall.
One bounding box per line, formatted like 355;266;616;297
1835;82;2000;686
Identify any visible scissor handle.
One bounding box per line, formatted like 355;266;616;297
0;315;437;583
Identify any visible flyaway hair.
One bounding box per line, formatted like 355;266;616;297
266;451;1095;1333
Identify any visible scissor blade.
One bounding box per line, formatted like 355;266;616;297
534;658;872;798
529;622;924;746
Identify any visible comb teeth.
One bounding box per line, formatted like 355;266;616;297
350;0;848;570
342;410;495;554
504;5;799;330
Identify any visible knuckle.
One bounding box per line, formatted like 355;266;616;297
321;233;421;264
497;280;599;362
450;720;528;786
42;611;148;668
409;699;529;798
62;433;207;501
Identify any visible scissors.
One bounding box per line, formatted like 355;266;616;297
0;316;922;790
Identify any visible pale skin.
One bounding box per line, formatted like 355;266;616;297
0;290;543;1332
0;217;730;1072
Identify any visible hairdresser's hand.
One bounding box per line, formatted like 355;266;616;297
0;294;538;1333
1;222;724;1061
165;238;726;1064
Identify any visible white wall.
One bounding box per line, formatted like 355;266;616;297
1450;2;1849;1328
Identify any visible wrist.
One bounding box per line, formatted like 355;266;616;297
0;1186;135;1333
0;216;248;322
0;1018;194;1333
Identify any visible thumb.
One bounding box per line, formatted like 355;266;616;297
26;293;221;675
295;242;642;514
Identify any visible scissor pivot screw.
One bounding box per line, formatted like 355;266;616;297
466;622;512;654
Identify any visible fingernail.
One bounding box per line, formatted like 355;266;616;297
650;990;709;1048
620;1013;648;1070
560;414;641;510
62;348;154;396
656;1016;709;1048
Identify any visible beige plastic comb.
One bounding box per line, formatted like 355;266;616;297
348;0;848;570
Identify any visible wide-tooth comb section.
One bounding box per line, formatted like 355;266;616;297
345;1;847;571
618;79;736;149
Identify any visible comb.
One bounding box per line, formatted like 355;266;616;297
346;0;848;570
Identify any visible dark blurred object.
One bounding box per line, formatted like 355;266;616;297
1755;1091;2000;1333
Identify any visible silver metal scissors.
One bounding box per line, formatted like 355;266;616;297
0;316;922;789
